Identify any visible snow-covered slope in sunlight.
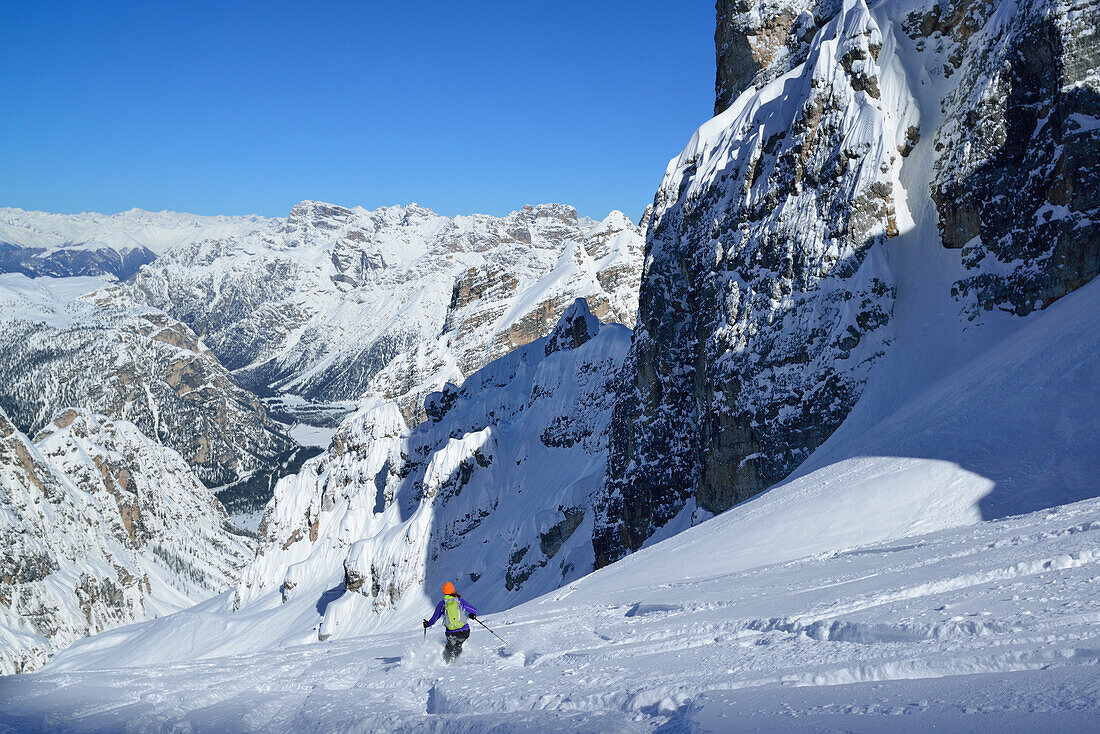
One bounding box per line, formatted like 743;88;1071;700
27;262;1100;680
6;207;1095;726
0;409;253;674
13;494;1099;731
1;0;1095;727
0;207;271;279
131;201;644;421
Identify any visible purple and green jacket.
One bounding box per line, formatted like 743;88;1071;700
427;594;478;634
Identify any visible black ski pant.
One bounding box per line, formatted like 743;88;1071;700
443;629;470;662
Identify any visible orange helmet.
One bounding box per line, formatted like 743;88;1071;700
442;582;456;596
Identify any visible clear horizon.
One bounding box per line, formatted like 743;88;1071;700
2;1;714;222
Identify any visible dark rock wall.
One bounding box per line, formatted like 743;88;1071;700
596;0;898;567
926;0;1100;317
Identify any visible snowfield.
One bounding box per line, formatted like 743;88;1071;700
1;494;1097;732
2;243;1095;730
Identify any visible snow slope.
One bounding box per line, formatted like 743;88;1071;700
2;210;1096;730
9;99;1096;728
79;300;631;663
1;0;1095;727
5;493;1098;730
41;237;1098;661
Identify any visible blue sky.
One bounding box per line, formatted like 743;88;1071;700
2;1;714;221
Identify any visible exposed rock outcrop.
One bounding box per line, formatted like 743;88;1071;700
922;0;1100;317
545;299;601;356
715;0;828;115
596;0;902;567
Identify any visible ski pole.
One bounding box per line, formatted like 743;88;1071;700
472;616;507;645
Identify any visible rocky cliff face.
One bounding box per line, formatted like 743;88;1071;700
597;0;1098;566
597;0;903;566
0;408;253;673
132;202;644;424
715;0;824;115
919;0;1100;318
0;275;291;486
231;301;631;640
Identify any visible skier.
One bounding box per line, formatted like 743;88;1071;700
423;581;478;662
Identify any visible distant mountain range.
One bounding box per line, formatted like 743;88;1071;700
0;207;270;279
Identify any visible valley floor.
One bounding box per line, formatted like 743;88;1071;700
2;495;1098;732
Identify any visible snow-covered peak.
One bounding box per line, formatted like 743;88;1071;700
130;199;644;420
0;207;276;280
585;210;634;238
545;297;601;356
333;400;408;448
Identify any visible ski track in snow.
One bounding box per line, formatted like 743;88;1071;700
2;496;1098;732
